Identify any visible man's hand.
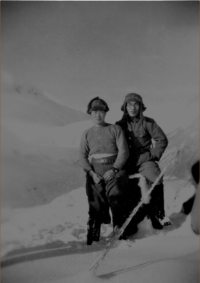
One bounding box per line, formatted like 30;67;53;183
103;169;115;182
89;170;103;184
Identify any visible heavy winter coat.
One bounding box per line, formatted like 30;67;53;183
116;115;168;168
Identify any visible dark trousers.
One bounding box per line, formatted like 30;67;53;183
139;161;165;219
86;162;132;227
127;161;166;220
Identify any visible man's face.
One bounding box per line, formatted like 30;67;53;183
126;101;140;117
91;110;106;126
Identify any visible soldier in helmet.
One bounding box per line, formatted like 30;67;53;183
79;97;130;245
116;93;171;232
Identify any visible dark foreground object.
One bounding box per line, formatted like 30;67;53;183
86;217;101;245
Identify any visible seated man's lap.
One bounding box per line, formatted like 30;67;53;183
105;170;129;197
138;161;162;184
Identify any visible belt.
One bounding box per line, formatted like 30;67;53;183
91;155;117;165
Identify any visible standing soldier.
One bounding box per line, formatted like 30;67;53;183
79;97;130;245
116;93;171;231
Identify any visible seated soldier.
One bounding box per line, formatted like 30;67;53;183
79;97;130;245
116;93;171;233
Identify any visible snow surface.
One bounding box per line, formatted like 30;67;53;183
1;182;197;259
2;186;199;283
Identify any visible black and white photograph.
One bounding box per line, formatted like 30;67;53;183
1;1;199;282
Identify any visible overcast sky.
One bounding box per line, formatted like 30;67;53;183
2;1;199;112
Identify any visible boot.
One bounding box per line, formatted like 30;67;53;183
93;219;101;242
149;183;171;229
86;217;101;245
149;215;164;230
153;200;171;228
86;217;94;245
112;210;138;240
123;223;138;239
113;224;138;240
156;213;171;227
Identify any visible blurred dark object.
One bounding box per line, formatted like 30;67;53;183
181;161;199;215
190;161;199;235
191;160;199;184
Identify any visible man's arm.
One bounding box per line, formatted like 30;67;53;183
147;119;168;161
79;130;104;183
113;125;129;169
79;131;93;173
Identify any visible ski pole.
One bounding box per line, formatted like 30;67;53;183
89;149;180;272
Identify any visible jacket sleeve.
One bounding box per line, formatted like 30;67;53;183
147;119;168;161
113;125;129;169
79;131;93;173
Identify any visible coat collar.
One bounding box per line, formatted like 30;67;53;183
127;113;144;123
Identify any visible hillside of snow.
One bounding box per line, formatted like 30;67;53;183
161;115;199;180
1;78;199;280
1;78;93;208
1;80;90;127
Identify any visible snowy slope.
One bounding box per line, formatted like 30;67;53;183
1;79;90;126
1;78;93;209
1;180;197;260
162;115;199;179
1;76;199;283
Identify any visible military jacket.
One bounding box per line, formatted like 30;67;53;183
116;116;168;161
